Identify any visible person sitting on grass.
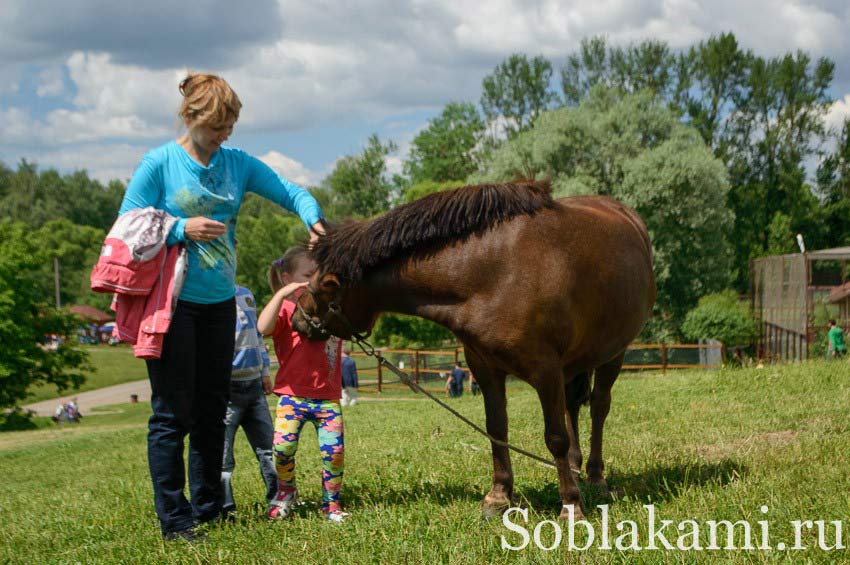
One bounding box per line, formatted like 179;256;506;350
258;246;348;523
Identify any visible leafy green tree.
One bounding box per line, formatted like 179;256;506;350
372;314;455;349
560;36;678;106
404;102;484;184
33;219;108;310
0;221;89;410
816;118;850;246
481;54;557;137
402;180;465;203
0;161;124;232
682;290;755;347
321;134;398;218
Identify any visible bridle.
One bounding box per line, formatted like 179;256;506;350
294;285;371;342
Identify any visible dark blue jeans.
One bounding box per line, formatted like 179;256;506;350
145;298;236;534
221;377;277;511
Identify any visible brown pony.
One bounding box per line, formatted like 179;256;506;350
294;180;655;519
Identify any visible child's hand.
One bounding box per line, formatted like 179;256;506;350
262;375;273;395
279;281;310;299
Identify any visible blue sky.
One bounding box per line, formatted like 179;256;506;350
1;0;849;187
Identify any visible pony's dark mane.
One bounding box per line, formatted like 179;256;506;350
311;180;554;284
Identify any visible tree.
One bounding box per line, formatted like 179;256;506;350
322;134;398;218
481;54;557;138
402;180;466;204
816;118;850;247
0;221;89;410
33;219;109;310
404;102;485;184
725;50;834;286
560;36;678;106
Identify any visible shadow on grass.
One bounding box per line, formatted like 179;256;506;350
519;459;747;514
342;480;484;509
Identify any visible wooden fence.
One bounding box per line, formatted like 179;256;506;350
350;342;726;393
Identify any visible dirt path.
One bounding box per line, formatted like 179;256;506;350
22;379;426;417
22;379;151;417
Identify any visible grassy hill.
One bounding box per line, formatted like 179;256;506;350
3;361;849;562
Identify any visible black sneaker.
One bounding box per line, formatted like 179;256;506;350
163;527;207;543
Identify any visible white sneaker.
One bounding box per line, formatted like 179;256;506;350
325;510;350;523
267;489;298;520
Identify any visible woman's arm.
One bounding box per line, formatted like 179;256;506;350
257;282;309;337
245;155;325;232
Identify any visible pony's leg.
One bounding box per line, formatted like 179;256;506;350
564;371;591;474
464;348;511;518
536;368;585;520
586;353;623;497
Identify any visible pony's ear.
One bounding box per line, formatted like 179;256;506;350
320;273;340;292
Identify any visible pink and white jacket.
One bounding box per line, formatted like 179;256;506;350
90;207;187;359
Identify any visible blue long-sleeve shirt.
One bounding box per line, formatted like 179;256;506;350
119;141;323;304
232;286;271;381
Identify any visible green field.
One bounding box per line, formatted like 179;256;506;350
3;361;850;563
24;345;149;404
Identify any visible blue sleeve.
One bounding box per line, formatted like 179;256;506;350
244;155;323;229
260;333;271;376
119;154;187;244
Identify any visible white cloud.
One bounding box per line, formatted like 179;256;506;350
23;143;148;183
825;94;850;131
36;66;64;97
257;150;323;186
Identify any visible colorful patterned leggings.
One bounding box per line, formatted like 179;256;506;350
273;395;344;513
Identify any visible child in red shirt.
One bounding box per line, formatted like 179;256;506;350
257;246;347;522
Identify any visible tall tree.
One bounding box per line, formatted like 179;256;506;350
0;221;89;410
404;102;484;184
322;134;398;218
481;54;557;137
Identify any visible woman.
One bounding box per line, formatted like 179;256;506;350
117;72;325;541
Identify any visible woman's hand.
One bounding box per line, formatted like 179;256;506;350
308;221;325;248
185;217;226;242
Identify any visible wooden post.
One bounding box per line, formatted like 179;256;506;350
720;343;727;366
377;362;382;393
660;344;667;373
414;350;420;385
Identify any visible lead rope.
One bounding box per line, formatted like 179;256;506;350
351;336;556;468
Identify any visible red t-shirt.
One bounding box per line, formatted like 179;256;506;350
272;300;342;400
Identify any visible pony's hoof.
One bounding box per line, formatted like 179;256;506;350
559;504;585;521
481;495;511;520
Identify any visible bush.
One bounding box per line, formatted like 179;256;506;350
681;290;754;347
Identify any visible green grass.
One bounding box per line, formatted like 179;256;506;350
24;345;149;403
3;361;850;562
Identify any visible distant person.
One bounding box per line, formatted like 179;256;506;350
341;349;359;407
470;373;480;396
448;361;466;398
67;397;82;422
827;319;846;358
220;285;278;520
52;402;68;424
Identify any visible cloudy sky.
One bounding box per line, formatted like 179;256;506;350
2;0;850;187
